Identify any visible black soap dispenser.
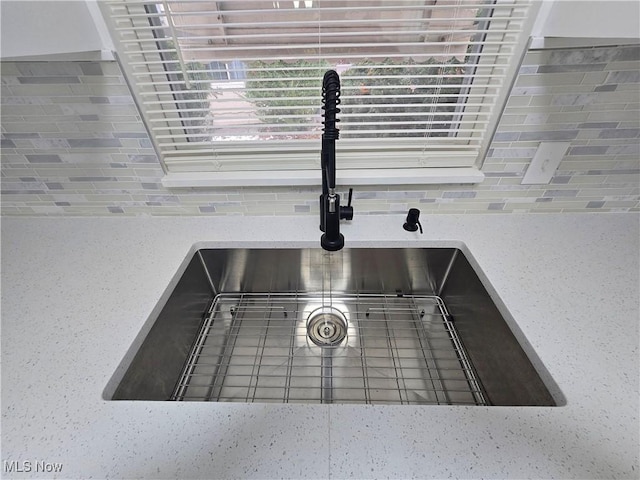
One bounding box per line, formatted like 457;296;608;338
403;208;423;234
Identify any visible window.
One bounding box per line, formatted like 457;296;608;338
102;0;537;186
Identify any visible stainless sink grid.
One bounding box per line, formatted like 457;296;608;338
171;292;487;405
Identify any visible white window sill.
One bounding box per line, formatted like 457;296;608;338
161;168;485;188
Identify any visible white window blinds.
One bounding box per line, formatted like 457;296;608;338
102;0;536;182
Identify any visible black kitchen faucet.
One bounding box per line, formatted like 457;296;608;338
319;70;353;251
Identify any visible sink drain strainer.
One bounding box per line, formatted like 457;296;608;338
307;306;347;347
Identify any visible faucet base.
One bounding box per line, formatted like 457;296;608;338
321;233;344;251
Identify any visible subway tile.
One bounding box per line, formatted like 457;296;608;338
25;154;63;163
99;62;125;76
108;96;135;105
488;203;505;210
594;84;618;92
529;94;554;107
518;130;579;141
61;103;138;116
603;200;639;208
68;84;130;96
578;187;637;197
568;146;609;156
1;189;47;195
519;66;538;75
18;76;80;84
1;95;46;105
58;153;120;164
1;193;45;202
587;110;640;122
114;132;150;139
1;76;21;86
617;84;640;96
119;138;142;148
0;63;21;75
496;114;527;125
128;154;158;163
538;64;606;73
510;86;547;96
516;72;585;87
69;176;118;182
85;194;134;202
4;122;61;133
1;132;41;139
522;113;549;125
506;96;530;107
442;191;477;199
487;147;538;158
67;138;122;148
546;112;590;123
79;63;104;76
547;48;612;65
607;144;640;155
31;138;70;149
2;104;46;116
492;132;519;142
614;46;640;62
146;195;179;204
16;62;83;76
607;60;640;73
593;90;640;104
51;194;88;203
577;122;620;129
606;70;640;84
551;93;597;106
582;72;610;85
550;176;572;184
598;129;639;139
543;189;579;198
568;175;607;185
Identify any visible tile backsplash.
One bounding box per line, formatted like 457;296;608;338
1;44;639;215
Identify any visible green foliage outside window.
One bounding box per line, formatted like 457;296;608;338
245;59;329;130
340;58;466;138
243;57;467;137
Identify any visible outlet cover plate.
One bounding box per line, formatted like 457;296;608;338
521;142;571;185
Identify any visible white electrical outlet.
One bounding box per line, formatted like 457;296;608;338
521;142;571;185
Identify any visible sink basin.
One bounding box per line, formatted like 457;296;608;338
105;247;562;406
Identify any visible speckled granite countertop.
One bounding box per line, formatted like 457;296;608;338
1;214;638;479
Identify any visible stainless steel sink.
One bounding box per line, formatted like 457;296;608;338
105;248;562;406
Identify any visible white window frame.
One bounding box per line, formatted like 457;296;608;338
101;0;540;188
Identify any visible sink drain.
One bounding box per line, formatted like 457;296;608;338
307;306;347;347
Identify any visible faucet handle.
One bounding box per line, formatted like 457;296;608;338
339;188;354;221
